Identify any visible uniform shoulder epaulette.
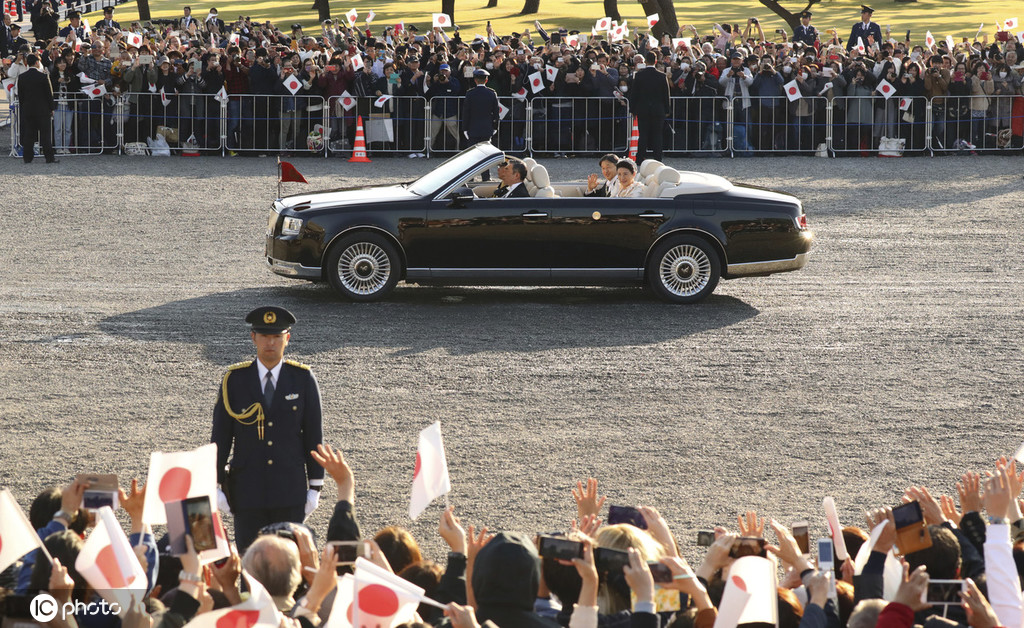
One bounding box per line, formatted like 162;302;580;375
227;360;254;371
284;359;310;370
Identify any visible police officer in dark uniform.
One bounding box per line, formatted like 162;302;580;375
847;5;882;51
95;7;121;31
462;68;499;180
793;12;818;47
211;306;324;552
629;50;671;164
58;11;87;42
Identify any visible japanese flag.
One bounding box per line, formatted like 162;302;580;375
823;496;850;560
783;79;801;101
1005;18;1019;30
712;575;753;628
350;54;364;71
0;489;42;574
715;558;777;628
148;82;156;93
214;85;229;103
338;90;357;111
498;102;509;119
646;13;659;28
595;17;611;31
159;86;171;107
409;421;451;520
141;443;218;525
75;507;147;614
83;18;91;36
611;24;627;42
283;73;302;95
672;37;690;50
124;31;143;48
566;34;579;47
925;31;935;48
945;35;955;51
1018;32;1024;45
512;86;528;100
374;94;392;107
394;21;404;32
346;8;358;26
83;83;108;99
1;78;15;99
327;557;423;626
183;572;282;628
648;34;658;48
366;10;376;24
855;38;866;54
898;97;911;111
229;32;239;45
527;71;545;93
545;64;558;81
432;13;451;29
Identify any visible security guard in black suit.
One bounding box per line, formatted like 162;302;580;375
16;54;57;164
847;5;882;51
793;12;818;47
463;68;500;180
211;306;325;552
628;51;671;164
95;7;121;31
58;12;87;42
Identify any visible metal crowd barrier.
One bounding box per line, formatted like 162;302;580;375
9;93;1024;158
325;95;428;156
529;96;628;155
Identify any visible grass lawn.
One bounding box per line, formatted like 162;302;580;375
83;0;1021;45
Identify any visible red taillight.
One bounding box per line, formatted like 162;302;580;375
797;214;808;229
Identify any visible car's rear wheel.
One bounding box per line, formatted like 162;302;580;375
647;235;721;303
325;233;401;302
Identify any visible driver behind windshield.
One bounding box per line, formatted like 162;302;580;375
585;153;621;197
492;158;530;198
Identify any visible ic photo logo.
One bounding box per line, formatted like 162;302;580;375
30;594;120;622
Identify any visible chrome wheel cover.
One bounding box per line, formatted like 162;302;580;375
659;244;711;297
337;241;392;295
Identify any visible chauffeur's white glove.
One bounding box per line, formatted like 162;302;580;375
304;489;320;519
217;488;231;515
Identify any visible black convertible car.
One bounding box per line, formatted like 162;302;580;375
265;144;812;303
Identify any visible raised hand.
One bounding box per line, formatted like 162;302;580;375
292;526;320;585
957;472;983;515
961;578;1000;628
118;479;147;532
904;486;947;525
766;519;810;571
738;510;765;537
893;563;930;612
622;548;655;605
939;495;962;525
466;524;495;566
571;513;602;539
439;505;467;554
639;506;679;558
48;557;76;604
983;465;1014;521
572;478;606;520
696;532;736;581
865;508;896;554
311;443;354;502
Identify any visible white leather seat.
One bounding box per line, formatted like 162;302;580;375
655;168;683;197
531;165;557;198
638;160;663;183
644;166;671;196
522;158;538;195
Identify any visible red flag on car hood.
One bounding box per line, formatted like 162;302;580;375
280;161;307;184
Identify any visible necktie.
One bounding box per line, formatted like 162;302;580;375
263;371;275;407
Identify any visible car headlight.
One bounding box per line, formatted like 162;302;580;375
281;217;303;236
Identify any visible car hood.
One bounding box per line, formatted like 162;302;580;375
278;185;417;212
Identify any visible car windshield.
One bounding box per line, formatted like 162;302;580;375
407;145;502;196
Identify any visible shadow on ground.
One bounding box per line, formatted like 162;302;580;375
96;284;759;360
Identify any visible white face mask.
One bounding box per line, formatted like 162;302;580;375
533;62;541;69
999;71;1008;78
680;62;690;71
783;65;792;73
485;62;493;69
799;72;808;80
636;63;646;69
620;85;628;92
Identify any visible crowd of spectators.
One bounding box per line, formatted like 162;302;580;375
6;446;1024;628
2;4;1023;155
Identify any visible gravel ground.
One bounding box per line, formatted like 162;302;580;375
2;153;1022;563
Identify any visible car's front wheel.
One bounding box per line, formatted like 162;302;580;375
646;235;721;303
325;233;401;301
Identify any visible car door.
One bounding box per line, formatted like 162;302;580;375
545;198;674;280
409;194;552;280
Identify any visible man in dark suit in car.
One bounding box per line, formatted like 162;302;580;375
492;159;530;197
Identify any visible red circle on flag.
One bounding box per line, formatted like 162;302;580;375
216;609;260;628
0;533;4;553
788;87;797;95
359;583;400;617
438;15;447;24
343;98;352;105
96;544;135;588
533;78;540;86
731;575;747;592
159;467;192;502
413;452;421;478
882;85;891;93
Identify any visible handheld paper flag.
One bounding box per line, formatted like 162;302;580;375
783;79;801;101
876;78;895;99
647;14;659;28
545;64;558;81
283;74;302;95
925;31;935;48
822;496;850;560
346;8;358;26
366;10;376;24
432;13;451;28
339;91;357;111
350;54;364;71
141;443;218;525
527;71;545;93
898;97;911;111
83;83;108;99
374;94;392;107
595;17;611;31
0;489;42;574
75;506;146;614
159;86;171;107
409;421;451;520
1005;18;1019;30
214;86;229;103
498;103;509;119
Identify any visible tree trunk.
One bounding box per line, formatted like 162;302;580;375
137;0;151;21
603;0;620;22
757;0;819;33
486;0;497;6
519;0;539;14
442;0;456;22
311;0;331;23
654;0;679;39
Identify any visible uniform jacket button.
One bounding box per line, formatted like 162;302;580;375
267;441;273;446
268;460;274;465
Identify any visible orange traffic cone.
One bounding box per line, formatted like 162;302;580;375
6;1;16;18
627;115;638;161
348;115;371;163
